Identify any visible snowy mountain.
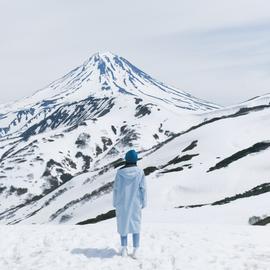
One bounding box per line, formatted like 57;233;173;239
0;52;221;222
0;52;220;138
0;52;269;226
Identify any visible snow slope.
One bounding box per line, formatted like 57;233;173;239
0;222;269;270
1;101;270;226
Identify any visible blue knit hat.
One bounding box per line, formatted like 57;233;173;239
125;149;138;163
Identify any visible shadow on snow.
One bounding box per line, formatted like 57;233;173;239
71;247;118;259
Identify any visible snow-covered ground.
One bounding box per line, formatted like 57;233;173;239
0;220;269;270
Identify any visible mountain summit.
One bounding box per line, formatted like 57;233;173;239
0;52;221;138
3;52;221;113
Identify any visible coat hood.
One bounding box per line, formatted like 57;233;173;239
118;167;140;185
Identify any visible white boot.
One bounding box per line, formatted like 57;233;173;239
120;247;128;257
131;247;139;259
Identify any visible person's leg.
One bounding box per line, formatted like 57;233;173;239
120;235;128;257
120;235;128;247
132;233;140;248
132;233;140;259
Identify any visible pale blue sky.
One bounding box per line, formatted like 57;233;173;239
0;0;270;105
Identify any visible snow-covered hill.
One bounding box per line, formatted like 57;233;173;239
2;97;269;225
0;52;269;226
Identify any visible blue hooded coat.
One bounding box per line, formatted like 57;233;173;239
113;166;147;235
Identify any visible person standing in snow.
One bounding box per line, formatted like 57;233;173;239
113;149;147;258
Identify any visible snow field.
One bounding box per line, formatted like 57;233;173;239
0;221;269;270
